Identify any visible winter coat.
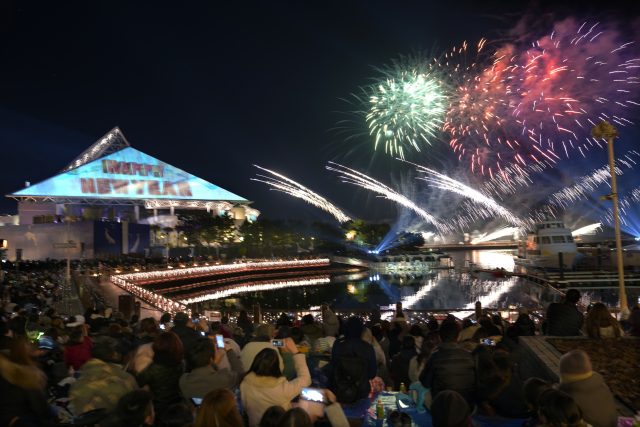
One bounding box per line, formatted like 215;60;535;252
136;363;184;416
69;358;138;415
322;309;340;338
129;342;154;374
419;342;476;406
64;336;93;370
0;355;51;427
329;337;377;402
179;350;243;399
240;353;311;427
558;371;618;427
545;303;584;336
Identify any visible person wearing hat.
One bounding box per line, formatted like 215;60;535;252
557;350;617;427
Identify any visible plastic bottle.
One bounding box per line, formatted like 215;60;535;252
376;399;384;420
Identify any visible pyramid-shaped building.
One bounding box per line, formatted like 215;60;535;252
2;128;258;260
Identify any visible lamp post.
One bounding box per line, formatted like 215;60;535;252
591;121;629;317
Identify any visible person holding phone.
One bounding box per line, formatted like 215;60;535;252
240;337;311;427
179;336;243;399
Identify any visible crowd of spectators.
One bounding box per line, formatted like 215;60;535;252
1;261;639;427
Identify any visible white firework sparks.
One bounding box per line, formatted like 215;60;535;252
326;162;447;232
252;165;351;223
471;227;519;244
571;223;602;236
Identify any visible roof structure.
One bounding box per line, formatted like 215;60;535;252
9;129;251;210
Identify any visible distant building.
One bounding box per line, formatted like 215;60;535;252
2;127;258;260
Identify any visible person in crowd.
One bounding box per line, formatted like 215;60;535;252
237;310;254;338
544;289;584;336
537;389;589;427
330;316;377;404
0;337;52;427
627;306;640;336
321;304;340;338
522;377;551;427
240;323;284;373
276;313;293;328
408;324;424;351
408;330;440;383
458;319;480;342
513;311;536;336
492;314;506;335
136;331;185;418
240;338;311;427
419;319;476;407
259;406;285;427
179;337;243;399
160;313;173;330
64;323;93;370
69;336;138;415
276;407;312;427
112;389;155;427
390;335;417;390
361;327;387;379
584;302;623;338
387;316;409;358
129;317;160;374
371;323;390;363
478;316;502;337
300;314;323;348
557;349;617;427
194;388;243;427
170;312;201;370
478;347;528;418
430;390;472;427
157;402;194;427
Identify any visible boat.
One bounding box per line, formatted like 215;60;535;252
514;218;577;269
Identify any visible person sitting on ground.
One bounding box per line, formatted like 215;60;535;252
179;336;243;399
300;314;323;348
458;318;480;342
0;337;52;427
64;323;93;371
321;304;340;338
111;389;155;427
240;323;284;373
136;332;185;418
295;388;349;427
584;302;623;339
537;389;589;427
390;335;417;390
276;407;312;427
240;338;311;427
513;311;536;336
419;319;476;407
259;406;285;427
557;349;617;427
430;390;472;427
169;312;202;371
522;377;551;427
330;316;377;404
194;388;243;427
408;330;440;383
129;317;159;374
544;289;584;336
69;336;138;415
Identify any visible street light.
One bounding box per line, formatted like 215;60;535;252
591;120;629;318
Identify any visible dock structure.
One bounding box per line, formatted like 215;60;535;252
513;270;640;290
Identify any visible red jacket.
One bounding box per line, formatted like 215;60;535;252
64;337;93;371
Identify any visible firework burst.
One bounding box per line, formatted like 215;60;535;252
360;58;448;159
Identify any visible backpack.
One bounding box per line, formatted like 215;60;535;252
333;351;366;404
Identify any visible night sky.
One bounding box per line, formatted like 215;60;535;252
1;1;638;224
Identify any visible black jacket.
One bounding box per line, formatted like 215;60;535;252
136;363;184;416
330;337;377;401
419;342;476;405
544;303;584;336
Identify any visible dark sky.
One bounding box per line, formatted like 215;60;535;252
1;0;638;222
